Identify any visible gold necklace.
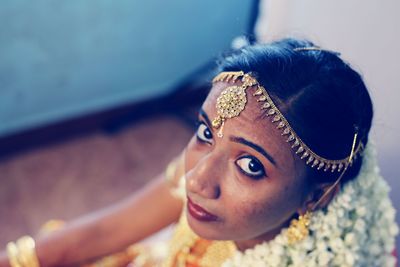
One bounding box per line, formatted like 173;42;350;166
163;212;237;267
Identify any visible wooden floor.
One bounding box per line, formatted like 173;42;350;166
0;115;192;247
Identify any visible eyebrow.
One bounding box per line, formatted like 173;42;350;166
229;136;277;166
198;108;277;166
199;108;212;127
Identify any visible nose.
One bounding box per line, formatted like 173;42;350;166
186;152;223;200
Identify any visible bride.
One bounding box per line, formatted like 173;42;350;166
1;38;398;267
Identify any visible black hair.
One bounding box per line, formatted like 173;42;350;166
218;38;373;184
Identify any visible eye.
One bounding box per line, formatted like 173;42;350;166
235;156;266;179
196;122;213;144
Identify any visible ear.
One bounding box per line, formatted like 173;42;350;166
300;182;341;213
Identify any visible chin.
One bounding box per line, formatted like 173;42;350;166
186;212;232;241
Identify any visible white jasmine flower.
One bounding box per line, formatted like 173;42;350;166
317;251;332;265
353;218;366;232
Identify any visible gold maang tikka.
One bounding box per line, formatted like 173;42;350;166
211;71;257;137
211;71;364;173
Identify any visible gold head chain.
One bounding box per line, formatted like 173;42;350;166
211;71;364;173
286;131;359;244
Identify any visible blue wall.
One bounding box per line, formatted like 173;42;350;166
0;0;253;137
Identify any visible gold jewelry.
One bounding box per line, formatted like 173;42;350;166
6;236;40;267
6;242;22;267
163;211;236;267
16;236;40;267
38;219;65;235
211;71;257;137
287;132;359;244
287;211;311;245
212;71;364;172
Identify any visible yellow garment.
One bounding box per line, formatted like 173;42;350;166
162;211;237;267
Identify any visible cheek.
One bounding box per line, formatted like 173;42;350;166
226;183;301;237
233;199;267;225
232;195;278;226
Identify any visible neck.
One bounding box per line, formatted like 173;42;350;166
234;221;289;252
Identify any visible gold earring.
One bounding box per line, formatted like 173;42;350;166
286;211;311;244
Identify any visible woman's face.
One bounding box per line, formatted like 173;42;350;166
184;81;312;245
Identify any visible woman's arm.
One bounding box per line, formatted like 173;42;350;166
0;157;185;267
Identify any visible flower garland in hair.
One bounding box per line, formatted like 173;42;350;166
222;143;399;267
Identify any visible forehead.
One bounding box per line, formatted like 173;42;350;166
202;81;296;170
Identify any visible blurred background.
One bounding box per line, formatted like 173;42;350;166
0;0;399;249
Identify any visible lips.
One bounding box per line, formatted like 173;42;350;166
187;197;218;222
